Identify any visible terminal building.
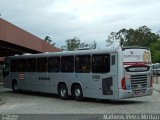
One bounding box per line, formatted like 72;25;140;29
0;18;61;80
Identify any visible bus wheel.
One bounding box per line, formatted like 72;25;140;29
73;85;83;101
58;84;68;100
12;81;19;93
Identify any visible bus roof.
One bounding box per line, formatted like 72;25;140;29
6;47;118;59
122;46;149;50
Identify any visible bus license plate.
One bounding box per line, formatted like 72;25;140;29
135;91;143;96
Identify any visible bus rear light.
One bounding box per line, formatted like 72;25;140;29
121;77;126;90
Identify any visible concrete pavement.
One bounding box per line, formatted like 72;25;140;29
0;98;5;105
0;82;5;105
0;77;160;105
153;76;160;92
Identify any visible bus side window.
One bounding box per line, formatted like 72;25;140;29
48;57;60;72
75;55;90;73
61;56;74;73
27;58;36;72
92;54;110;73
37;57;47;72
18;59;26;72
10;60;18;72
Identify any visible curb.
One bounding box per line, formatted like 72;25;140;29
0;98;5;105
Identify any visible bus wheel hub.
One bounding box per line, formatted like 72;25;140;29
75;89;81;97
61;89;67;96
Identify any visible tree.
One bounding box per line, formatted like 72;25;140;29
106;26;159;47
79;42;90;49
79;41;97;49
61;37;81;51
90;41;97;49
149;39;160;63
61;37;97;51
128;26;158;47
44;36;55;46
106;32;119;47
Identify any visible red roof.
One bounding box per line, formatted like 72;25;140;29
0;18;61;52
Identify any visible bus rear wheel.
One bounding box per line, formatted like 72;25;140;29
58;84;68;100
72;85;83;101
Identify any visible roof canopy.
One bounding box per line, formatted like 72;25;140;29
0;18;61;58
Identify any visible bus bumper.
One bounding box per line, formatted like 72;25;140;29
119;88;153;99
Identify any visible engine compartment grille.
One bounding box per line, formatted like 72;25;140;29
130;74;147;91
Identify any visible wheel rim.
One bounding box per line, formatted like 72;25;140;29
60;88;67;97
75;89;81;97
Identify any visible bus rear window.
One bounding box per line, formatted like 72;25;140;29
125;66;150;72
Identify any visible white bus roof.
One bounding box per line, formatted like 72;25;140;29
6;48;119;59
122;46;149;50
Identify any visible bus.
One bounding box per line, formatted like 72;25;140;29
3;46;153;100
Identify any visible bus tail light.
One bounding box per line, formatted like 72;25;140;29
121;77;126;90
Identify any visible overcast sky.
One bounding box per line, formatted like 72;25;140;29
0;0;160;48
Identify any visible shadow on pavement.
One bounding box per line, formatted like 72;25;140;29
4;90;148;105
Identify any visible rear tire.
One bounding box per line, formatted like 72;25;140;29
58;84;68;100
72;85;83;101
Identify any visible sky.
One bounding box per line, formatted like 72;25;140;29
0;0;160;49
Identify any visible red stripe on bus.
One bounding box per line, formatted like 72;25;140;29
123;62;151;66
19;73;24;80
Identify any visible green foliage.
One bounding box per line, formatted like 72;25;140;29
44;36;52;43
149;40;160;63
62;37;97;51
106;26;159;47
89;41;97;49
124;26;158;47
44;36;55;46
106;26;160;63
61;37;81;51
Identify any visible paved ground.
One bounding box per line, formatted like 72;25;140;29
153;76;160;92
0;85;160;114
0;77;160;119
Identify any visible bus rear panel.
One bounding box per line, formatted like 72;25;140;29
119;47;153;99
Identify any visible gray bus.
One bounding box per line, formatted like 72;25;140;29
3;46;153;100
